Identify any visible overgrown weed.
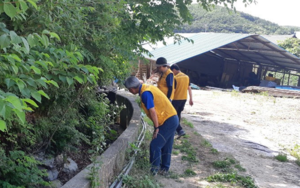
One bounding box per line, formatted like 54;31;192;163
122;124;161;187
182;118;194;128
202;139;212;147
275;153;288;162
174;139;199;163
207;172;257;188
184;169;197;176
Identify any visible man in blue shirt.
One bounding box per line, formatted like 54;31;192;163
124;76;178;176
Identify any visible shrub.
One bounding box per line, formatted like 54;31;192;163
275;154;288;162
0;149;49;187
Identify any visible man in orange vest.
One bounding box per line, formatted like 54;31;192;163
124;76;179;176
170;64;193;138
156;57;175;101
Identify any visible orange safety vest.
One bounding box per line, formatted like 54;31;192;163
173;72;190;100
157;69;175;100
140;84;177;126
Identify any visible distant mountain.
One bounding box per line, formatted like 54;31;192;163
175;5;300;35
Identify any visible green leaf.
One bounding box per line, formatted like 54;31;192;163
49;32;61;41
16;80;25;92
42;30;50;35
5;96;23;112
36;78;47;88
81;67;89;74
10;54;22;62
45;61;54;67
0;4;4;14
20;1;29;11
20;88;31;98
0;101;6;118
22;99;38;108
5;107;12;120
0;120;7;132
13;109;25;124
5;78;15;89
3;2;17;19
87;75;96;84
21;37;30;54
47;80;59;88
30;66;41;74
38;90;50;99
31;91;41;103
26;0;37;9
59;75;66;82
35;61;48;70
66;77;74;86
25;78;37;87
11;65;18;74
41;34;49;47
10;31;22;44
0;34;11;49
27;34;38;47
74;76;83;84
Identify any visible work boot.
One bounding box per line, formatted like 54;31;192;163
177;130;186;139
158;169;170;177
150;167;159;176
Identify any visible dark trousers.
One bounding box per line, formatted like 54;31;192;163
150;115;179;171
172;100;187;133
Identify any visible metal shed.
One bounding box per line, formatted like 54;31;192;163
144;33;300;88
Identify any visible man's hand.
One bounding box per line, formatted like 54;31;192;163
189;99;193;106
152;128;159;140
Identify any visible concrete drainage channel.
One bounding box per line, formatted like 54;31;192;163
110;115;147;188
61;91;142;188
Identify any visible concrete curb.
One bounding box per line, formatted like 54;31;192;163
61;91;141;188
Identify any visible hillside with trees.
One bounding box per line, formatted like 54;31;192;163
176;5;300;34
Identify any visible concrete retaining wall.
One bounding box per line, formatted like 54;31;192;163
61;91;141;188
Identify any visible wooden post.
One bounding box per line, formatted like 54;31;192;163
281;70;285;85
257;65;262;81
263;66;268;80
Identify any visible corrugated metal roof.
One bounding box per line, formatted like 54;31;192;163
142;33;198;51
144;33;300;71
144;33;251;64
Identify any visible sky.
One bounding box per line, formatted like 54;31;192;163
233;0;300;27
192;0;300;27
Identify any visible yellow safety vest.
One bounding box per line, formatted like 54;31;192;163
265;76;276;81
157;69;175;100
173;72;190;100
140;84;177;126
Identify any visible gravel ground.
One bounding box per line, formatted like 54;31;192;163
159;89;300;188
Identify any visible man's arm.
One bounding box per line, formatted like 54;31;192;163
188;86;193;106
188;77;193;106
166;73;174;100
149;108;159;139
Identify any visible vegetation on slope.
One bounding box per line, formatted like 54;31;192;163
176;5;300;34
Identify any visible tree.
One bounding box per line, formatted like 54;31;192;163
278;37;300;57
175;3;300;34
0;0;257;186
